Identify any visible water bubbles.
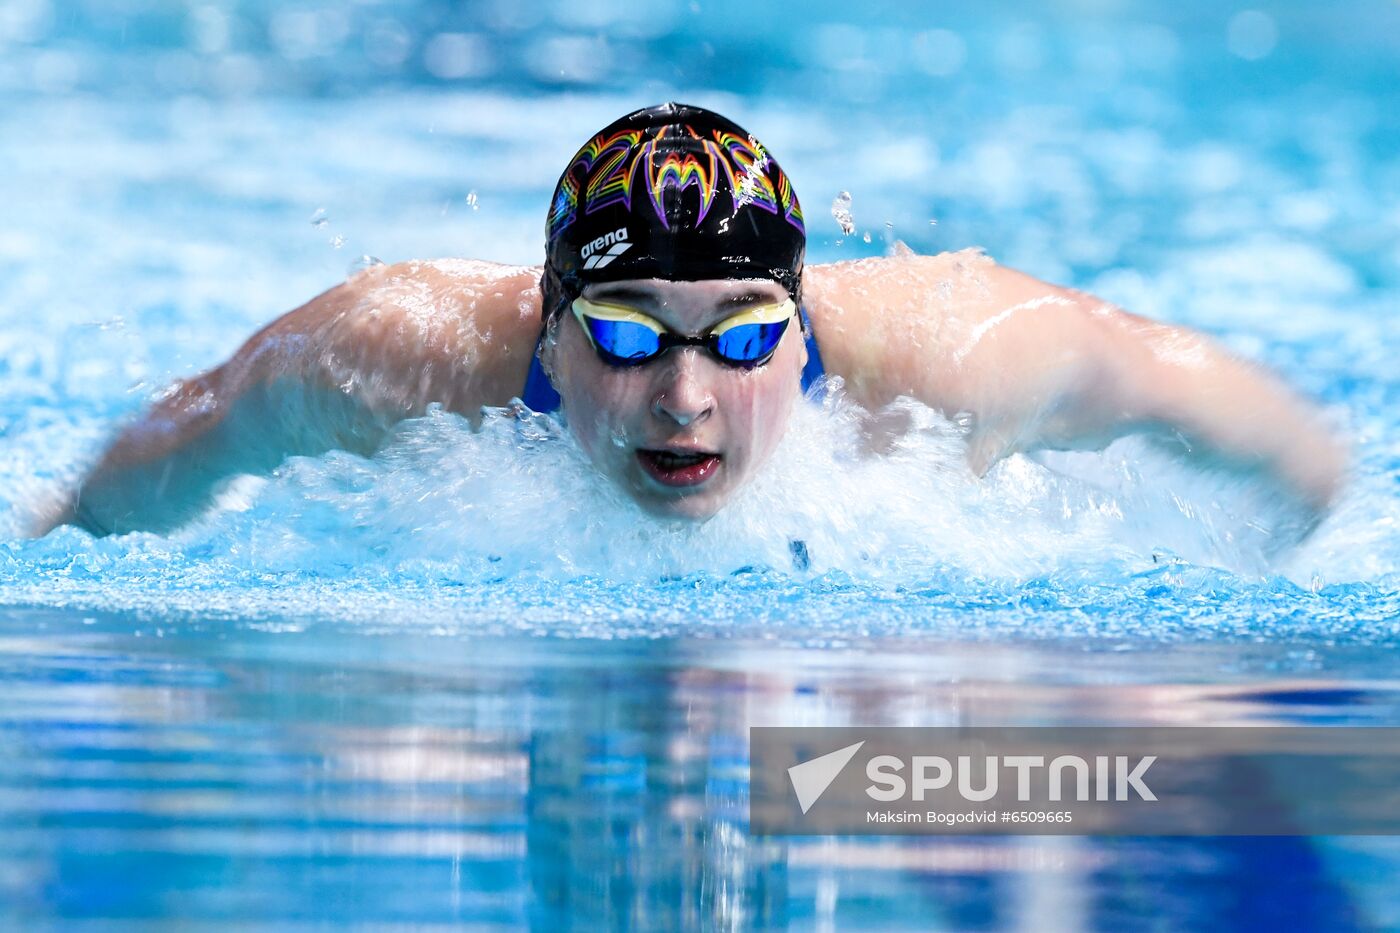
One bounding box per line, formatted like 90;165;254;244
863;232;872;244
347;255;384;277
310;208;350;254
465;191;479;211
509;402;561;444
830;191;855;235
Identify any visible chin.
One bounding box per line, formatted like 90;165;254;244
632;487;730;522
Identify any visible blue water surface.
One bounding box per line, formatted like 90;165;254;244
2;0;1399;928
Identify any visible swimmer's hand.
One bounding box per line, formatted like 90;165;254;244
806;253;1348;535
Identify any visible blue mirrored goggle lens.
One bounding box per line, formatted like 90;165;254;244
712;321;788;363
583;318;662;363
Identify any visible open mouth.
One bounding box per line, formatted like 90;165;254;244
636;448;723;488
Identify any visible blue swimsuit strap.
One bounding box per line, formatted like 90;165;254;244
520;305;825;414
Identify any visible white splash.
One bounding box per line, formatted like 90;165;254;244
159;383;1349;585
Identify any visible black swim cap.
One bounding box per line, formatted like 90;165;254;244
541;102;805;321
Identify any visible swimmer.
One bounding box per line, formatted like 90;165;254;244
37;102;1347;538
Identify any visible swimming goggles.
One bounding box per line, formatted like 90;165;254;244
570;295;796;368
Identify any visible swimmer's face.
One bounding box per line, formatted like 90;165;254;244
545;278;806;521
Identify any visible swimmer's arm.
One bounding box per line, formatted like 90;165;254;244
1053;296;1348;512
922;263;1345;513
807;255;1345;516
33;261;541;536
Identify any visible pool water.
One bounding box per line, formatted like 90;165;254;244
2;0;1399;928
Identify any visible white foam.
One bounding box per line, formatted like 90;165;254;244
149;384;1358;586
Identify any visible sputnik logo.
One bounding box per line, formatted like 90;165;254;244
788;741;865;814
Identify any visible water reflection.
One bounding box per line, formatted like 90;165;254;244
0;609;1393;928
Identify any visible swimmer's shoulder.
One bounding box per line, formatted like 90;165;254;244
334;258;543;356
802;248;1131;438
296;258;545;411
802;248;1012;404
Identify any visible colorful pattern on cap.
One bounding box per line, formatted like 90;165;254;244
547;125;805;239
546;129;643;236
542;103;805;309
641;129;723;230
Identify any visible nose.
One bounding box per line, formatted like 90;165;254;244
650;349;715;427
